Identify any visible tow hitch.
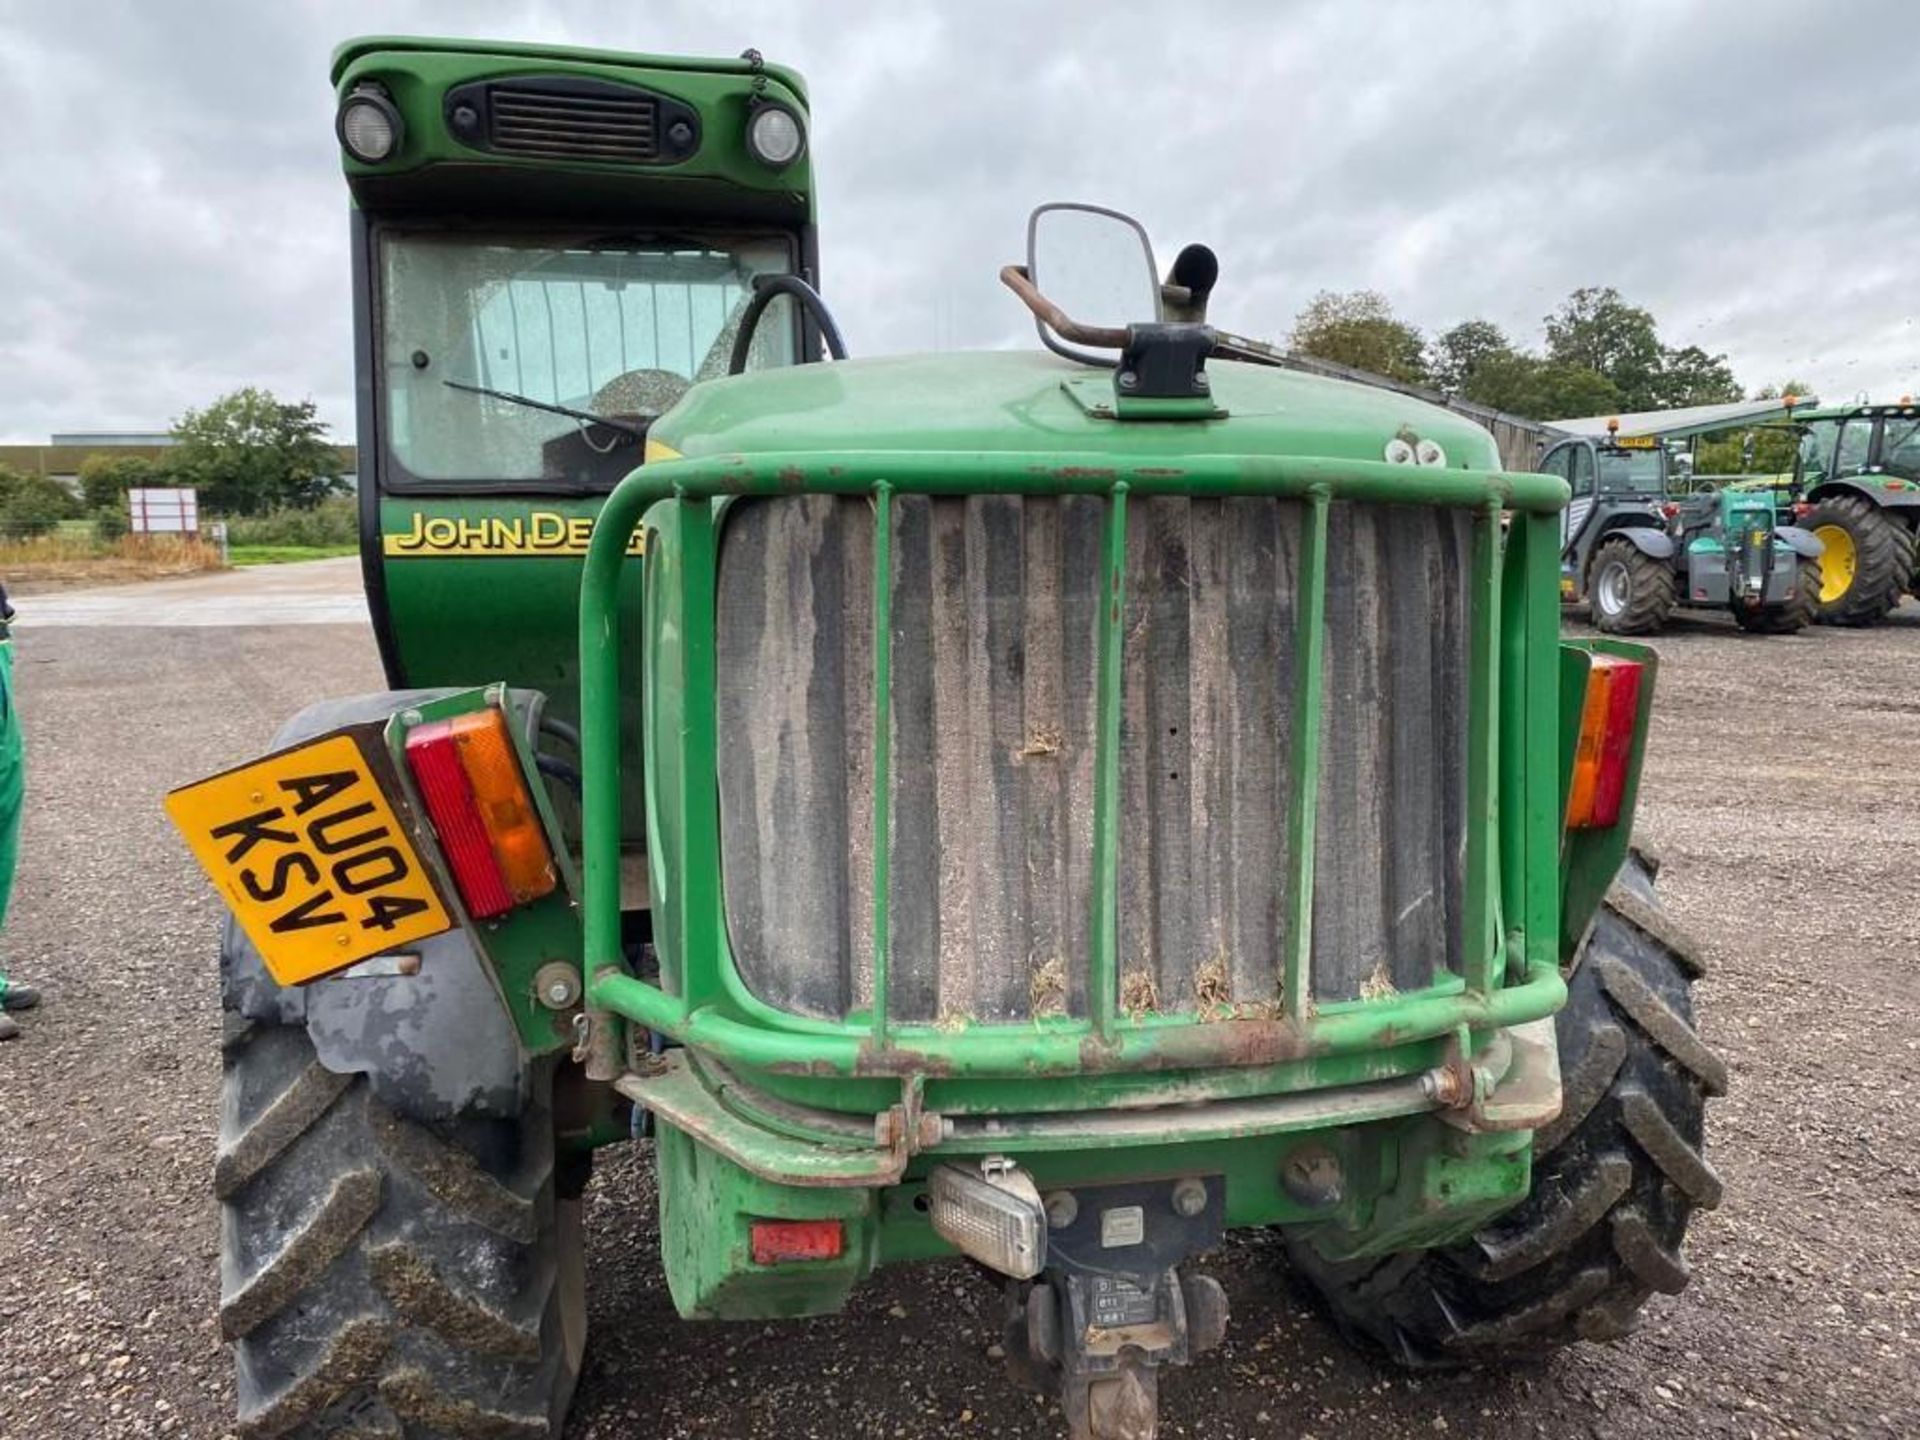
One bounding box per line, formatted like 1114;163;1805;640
946;1167;1228;1440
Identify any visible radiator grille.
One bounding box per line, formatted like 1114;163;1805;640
487;86;659;162
714;495;1474;1023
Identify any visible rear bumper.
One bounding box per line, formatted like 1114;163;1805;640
1685;547;1804;605
632;1017;1564;1320
612;1010;1566;1190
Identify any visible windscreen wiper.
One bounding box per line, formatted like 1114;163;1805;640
442;379;652;440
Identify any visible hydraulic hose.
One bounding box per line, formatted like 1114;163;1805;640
727;275;849;375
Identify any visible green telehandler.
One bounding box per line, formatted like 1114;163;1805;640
1546;425;1820;635
166;35;1725;1440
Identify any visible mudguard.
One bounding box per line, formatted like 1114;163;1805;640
1772;524;1824;559
1809;477;1920;511
1601;525;1675;560
218;688;538;1122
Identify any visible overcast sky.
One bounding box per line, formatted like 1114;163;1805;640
2;0;1916;443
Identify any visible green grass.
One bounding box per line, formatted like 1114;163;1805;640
227;544;359;566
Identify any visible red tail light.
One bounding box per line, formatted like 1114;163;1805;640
404;709;556;920
1566;656;1644;830
750;1219;844;1264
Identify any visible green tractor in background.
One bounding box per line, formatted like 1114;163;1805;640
167;36;1726;1440
1781;400;1920;624
1547;425;1820;634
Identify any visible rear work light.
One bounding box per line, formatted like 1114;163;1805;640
927;1160;1048;1280
1565;655;1644;831
404;709;557;920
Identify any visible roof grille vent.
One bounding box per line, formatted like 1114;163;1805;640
444;75;701;165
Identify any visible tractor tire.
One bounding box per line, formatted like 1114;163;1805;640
1587;540;1677;636
1804;494;1911;626
1284;851;1726;1366
1732;558;1819;634
218;1013;586;1438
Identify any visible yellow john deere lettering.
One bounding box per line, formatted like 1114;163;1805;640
383;511;649;557
165;731;453;984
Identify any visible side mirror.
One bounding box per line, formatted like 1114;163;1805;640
1026;203;1159;363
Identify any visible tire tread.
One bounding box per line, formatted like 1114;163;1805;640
1284;852;1724;1366
219;1017;581;1438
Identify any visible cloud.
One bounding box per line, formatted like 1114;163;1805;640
1;0;1915;443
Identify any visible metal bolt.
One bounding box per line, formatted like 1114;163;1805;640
1420;1062;1474;1109
1044;1190;1079;1230
1170;1177;1208;1218
400;709;422;726
535;961;582;1011
1117;370;1139;390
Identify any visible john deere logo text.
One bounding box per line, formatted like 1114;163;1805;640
384;512;647;558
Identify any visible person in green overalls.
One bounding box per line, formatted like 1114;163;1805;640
0;582;38;1041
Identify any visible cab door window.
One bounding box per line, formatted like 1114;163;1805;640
1878;416;1920;480
1798;426;1830;483
1835;418;1874;474
1569;444;1596;496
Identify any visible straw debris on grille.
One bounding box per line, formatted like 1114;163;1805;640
1120;968;1161;1018
1015;727;1063;760
1360;963;1399;1001
1028;957;1068;1018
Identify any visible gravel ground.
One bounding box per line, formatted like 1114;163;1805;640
1;603;1915;1439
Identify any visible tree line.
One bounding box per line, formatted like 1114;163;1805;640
1287;285;1758;422
0;388;345;538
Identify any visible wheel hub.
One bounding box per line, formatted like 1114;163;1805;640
1595;558;1631;616
1813;523;1856;603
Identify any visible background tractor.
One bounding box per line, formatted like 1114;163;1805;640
166;36;1725;1440
1546;426;1820;634
1782;400;1920;624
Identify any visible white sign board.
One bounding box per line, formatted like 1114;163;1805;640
128;488;199;535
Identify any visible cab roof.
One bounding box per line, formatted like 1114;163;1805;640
1789;400;1919;422
654;349;1504;471
330;36;807;103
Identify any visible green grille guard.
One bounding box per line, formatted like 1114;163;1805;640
577;450;1570;1082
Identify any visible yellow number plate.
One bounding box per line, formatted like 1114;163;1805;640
1613;434;1658;449
166;730;453;984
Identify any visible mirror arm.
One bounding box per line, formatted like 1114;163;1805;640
999;265;1130;349
1209;329;1292;370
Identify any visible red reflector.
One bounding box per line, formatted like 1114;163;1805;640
404;720;515;919
750;1219;844;1265
1565;655;1644;831
1589;661;1642;828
